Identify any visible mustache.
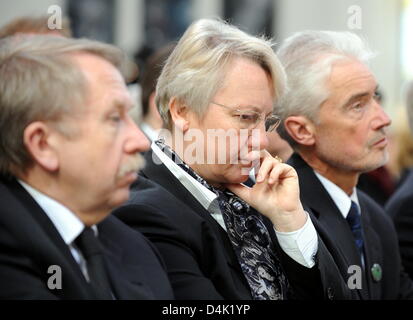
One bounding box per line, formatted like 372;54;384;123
117;153;146;179
368;129;387;147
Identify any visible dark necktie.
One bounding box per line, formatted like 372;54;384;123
346;201;364;259
75;227;113;299
154;139;290;300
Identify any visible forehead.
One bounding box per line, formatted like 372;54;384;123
71;53;131;110
327;58;376;99
215;57;275;109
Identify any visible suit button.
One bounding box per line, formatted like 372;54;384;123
327;287;334;300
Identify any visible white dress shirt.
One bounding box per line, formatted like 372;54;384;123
152;141;318;268
18;180;95;281
140;122;160;142
314;171;364;266
314;171;360;218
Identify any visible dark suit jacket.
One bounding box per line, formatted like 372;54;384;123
386;170;413;280
113;150;354;300
0;177;174;300
289;153;413;299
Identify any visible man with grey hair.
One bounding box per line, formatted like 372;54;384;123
386;80;413;280
0;34;173;299
115;19;355;300
278;30;413;299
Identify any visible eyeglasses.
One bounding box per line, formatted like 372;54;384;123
211;101;281;132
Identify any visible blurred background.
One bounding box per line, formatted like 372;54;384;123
1;0;413;204
1;0;412;115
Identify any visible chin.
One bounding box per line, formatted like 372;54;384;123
108;188;131;209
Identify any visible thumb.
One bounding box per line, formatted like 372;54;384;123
225;183;252;202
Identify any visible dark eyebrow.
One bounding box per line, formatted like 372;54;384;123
342;85;379;108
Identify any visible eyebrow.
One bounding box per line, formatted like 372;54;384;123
238;104;274;116
342;85;379;108
111;98;133;112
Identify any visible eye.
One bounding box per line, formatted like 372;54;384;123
349;100;367;113
351;103;362;111
373;91;381;102
239;113;259;123
110;115;121;122
109;112;122;123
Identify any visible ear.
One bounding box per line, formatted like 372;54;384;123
169;97;190;132
284;115;316;146
23;122;59;172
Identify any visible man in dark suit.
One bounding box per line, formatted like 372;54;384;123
114;19;354;300
277;30;413;299
386;80;413;279
0;35;173;299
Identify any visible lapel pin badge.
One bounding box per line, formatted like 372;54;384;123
371;263;382;282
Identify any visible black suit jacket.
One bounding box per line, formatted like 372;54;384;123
0;177;174;300
113;150;354;300
386;170;413;280
289;153;413;299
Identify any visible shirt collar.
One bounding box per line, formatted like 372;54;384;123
18;180;90;245
151;141;218;211
140;122;160;142
313;171;360;218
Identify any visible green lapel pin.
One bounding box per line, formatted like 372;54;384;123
371;263;382;282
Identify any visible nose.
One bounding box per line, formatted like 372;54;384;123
125;117;150;154
371;100;391;131
249;123;269;151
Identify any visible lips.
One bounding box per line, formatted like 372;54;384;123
372;137;388;148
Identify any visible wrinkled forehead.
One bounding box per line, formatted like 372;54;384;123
328;58;376;93
69;53;132;111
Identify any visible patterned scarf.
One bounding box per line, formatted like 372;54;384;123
155;139;291;300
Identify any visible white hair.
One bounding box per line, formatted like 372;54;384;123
276;30;375;148
0;34;137;175
155;18;287;129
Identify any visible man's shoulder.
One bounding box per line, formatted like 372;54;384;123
98;214;164;260
113;175;206;235
126;175;191;215
0;178;35;226
386;171;413;218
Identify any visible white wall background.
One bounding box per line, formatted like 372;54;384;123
276;0;403;115
0;0;405;114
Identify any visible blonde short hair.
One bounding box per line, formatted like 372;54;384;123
155;18;286;129
0;34;137;175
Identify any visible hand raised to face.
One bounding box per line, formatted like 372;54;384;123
225;150;307;232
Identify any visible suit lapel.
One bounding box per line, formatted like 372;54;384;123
289;153;369;299
98;224;155;299
3;179;93;298
141;150;247;283
357;194;382;299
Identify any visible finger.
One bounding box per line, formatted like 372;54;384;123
256;156;276;183
240;150;261;164
268;163;287;185
256;152;283;183
225;183;252;202
269;163;299;186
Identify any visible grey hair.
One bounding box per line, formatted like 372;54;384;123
155;18;287;129
405;80;413;134
276;30;375;148
0;34;137;175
